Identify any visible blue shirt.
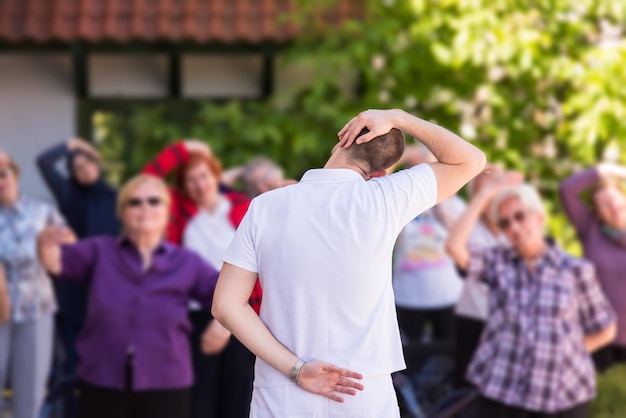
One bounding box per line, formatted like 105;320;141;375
0;196;64;322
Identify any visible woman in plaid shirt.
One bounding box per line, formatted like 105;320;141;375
446;174;616;418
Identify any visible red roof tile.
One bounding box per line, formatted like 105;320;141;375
0;0;361;44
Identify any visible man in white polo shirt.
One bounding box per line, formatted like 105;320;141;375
212;108;486;417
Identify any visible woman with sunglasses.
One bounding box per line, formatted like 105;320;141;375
38;174;219;418
144;141;261;418
446;177;616;418
560;163;626;372
37;137;119;377
0;150;66;418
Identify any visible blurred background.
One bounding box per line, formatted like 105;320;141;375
1;0;626;416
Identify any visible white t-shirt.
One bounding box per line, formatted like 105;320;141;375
392;195;466;309
184;198;236;270
223;164;437;387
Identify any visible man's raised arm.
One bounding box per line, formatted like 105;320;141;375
338;109;486;203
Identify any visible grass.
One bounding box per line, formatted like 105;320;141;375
591;365;626;418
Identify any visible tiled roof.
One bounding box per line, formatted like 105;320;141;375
0;0;361;44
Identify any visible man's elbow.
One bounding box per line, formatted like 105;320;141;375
211;295;226;323
469;150;487;179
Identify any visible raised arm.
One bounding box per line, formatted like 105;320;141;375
338;109;486;204
445;171;523;270
142;140;209;179
559;163;626;237
558;168;599;236
37;138;102;204
212;263;364;403
36;142;71;204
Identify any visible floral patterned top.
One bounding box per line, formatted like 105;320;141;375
0;196;64;322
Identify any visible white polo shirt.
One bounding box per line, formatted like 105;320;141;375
223;163;437;387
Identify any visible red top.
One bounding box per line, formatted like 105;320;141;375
143;142;262;314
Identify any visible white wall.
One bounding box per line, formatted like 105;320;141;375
0;54;75;201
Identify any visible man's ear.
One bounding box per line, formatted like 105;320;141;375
368;169;387;179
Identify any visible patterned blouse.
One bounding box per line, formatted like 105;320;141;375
465;240;615;412
0;196;64;322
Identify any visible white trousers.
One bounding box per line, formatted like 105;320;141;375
250;374;400;418
0;315;54;418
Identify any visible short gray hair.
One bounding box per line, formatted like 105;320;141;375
242;157;282;197
489;183;545;226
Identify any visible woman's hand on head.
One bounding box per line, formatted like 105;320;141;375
184;140;212;157
67;138;101;161
480;170;524;199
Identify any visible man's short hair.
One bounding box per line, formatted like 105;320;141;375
345;128;405;174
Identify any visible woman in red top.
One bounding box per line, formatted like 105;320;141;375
144;140;261;418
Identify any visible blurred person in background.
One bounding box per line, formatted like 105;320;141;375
560;163;626;372
180;152;261;418
392;145;463;346
239;157;297;198
37;137;119;376
446;181;616;417
0;150;65;418
142;140;215;244
452;165;510;389
38;174;219;418
144;141;262;418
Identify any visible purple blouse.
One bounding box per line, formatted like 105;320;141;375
559;168;626;346
59;236;218;390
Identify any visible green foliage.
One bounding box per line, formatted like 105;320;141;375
92;0;626;253
592;365;626;418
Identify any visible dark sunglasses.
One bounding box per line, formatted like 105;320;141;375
497;210;527;231
126;197;162;208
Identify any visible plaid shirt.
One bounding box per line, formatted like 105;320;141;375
465;240;615;412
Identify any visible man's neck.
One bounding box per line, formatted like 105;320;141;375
323;154;368;179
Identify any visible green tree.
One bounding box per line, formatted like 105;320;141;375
94;0;626;251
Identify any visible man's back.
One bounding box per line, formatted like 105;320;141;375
223;164;437;386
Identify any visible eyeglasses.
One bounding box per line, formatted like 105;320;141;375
497;210;527;231
126;197;163;208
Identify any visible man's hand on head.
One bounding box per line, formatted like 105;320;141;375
337;109;406;148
